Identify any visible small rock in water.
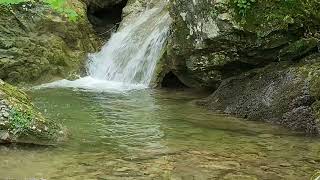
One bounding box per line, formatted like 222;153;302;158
279;162;292;167
115;167;130;172
258;134;274;138
223;173;258;180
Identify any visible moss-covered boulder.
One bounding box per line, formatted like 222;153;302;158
0;79;63;144
198;54;320;134
0;0;101;84
164;0;320;89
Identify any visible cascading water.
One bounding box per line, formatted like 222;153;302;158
39;3;171;91
87;6;171;85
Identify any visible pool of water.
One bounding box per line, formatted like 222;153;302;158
0;88;319;179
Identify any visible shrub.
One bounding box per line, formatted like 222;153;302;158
233;0;256;16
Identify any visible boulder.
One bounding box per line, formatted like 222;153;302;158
198;54;320;134
0;0;101;84
0;79;63;144
164;0;320;89
153;0;320;134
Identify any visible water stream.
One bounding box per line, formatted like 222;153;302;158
40;3;170;91
0;89;319;179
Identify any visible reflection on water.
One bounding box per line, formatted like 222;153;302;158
0;88;319;179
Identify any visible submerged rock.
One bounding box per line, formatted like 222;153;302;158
0;1;101;84
0;79;63;144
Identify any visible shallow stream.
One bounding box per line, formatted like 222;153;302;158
0;88;319;179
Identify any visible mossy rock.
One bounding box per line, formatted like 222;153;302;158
165;0;320;89
198;55;320;135
0;79;64;144
0;1;101;85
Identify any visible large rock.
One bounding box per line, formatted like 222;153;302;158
198;54;320;134
164;0;320;88
153;0;320;134
0;79;63;144
0;1;101;84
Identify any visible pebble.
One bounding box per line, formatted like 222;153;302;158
115;167;130;172
279;162;292;167
258;134;274;138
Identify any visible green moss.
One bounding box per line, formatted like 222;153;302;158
0;80;63;143
279;38;319;61
295;59;320;99
0;80;30;105
312;101;320;120
232;0;320;35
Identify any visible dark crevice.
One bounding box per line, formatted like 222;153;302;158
161;71;189;89
87;0;128;39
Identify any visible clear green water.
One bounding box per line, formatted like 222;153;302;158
0;88;319;180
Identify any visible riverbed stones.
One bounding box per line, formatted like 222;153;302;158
0;79;63;144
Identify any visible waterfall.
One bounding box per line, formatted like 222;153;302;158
87;6;171;85
38;3;171;92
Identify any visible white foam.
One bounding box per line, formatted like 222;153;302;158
37;3;171;92
36;76;147;93
86;4;171;85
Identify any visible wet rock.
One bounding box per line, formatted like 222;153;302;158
257;134;274;138
0;1;101;84
223;174;258;180
201;160;241;170
279;162;292;167
199;58;320;135
0;80;64;144
115;167;130;172
156;0;320;90
0;131;11;142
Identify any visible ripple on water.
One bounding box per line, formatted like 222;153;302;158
0;88;319;179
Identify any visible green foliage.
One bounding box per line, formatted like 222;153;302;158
233;0;256;16
0;0;28;5
9;108;33;136
46;0;78;21
0;0;78;21
236;0;320;35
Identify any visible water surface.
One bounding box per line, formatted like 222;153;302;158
0;88;319;179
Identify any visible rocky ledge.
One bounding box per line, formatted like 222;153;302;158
0;0;101;84
0;79;64;144
154;0;320;134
